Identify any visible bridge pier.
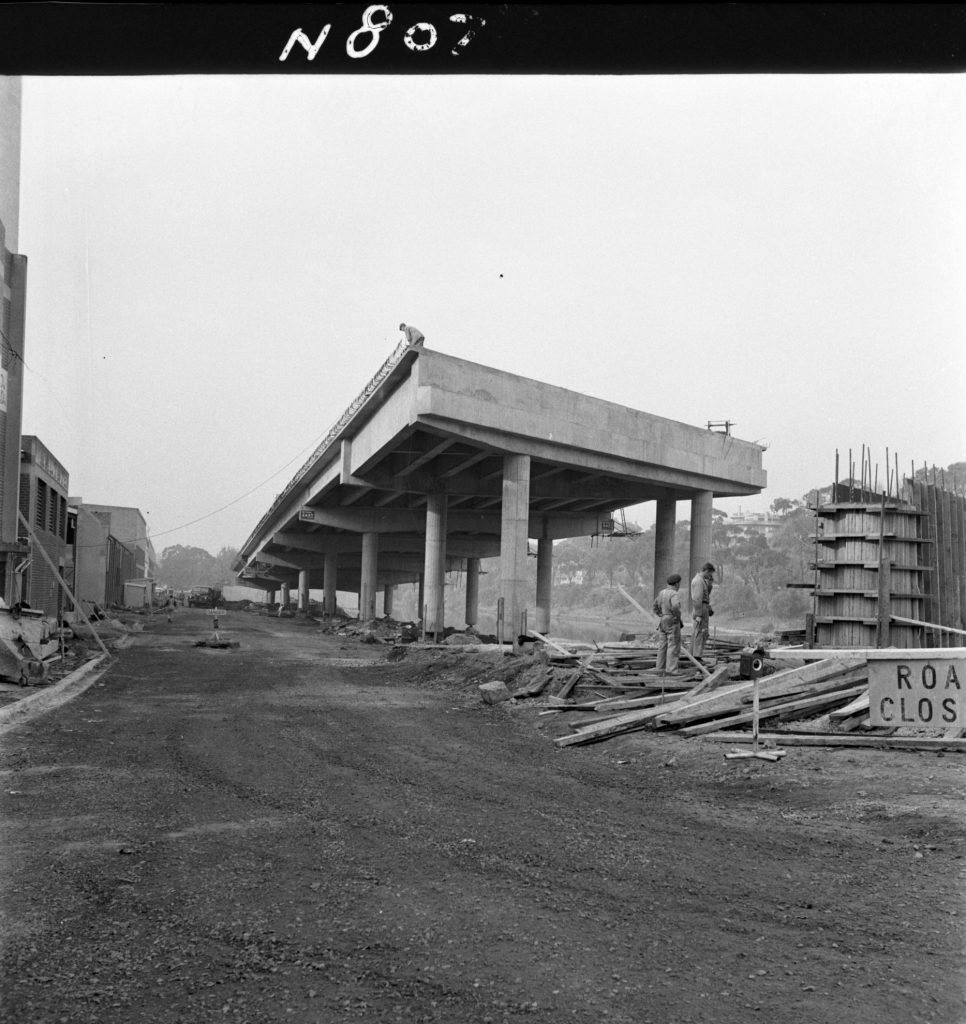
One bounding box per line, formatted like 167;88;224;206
653;496;677;599
324;551;337;617
500;454;531;639
465;557;480;628
535;534;553;634
298;570;309;615
359;532;379;621
424;492;448;634
688;490;714;610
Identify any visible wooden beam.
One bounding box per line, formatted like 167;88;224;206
657;658;862;727
701;732;966;752
677;683;868;737
528;630;576;658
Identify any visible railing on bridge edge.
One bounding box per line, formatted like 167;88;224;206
237;339;413;560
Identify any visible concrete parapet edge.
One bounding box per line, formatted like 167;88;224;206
0;653;112;731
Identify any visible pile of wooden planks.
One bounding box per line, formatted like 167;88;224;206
545;653;966;752
554;659;869;748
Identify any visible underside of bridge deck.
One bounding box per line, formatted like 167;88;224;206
235;345;766;635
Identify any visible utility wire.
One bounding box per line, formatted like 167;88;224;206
66;426;337;551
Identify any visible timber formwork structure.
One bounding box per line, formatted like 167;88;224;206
809;472;966;649
812;499;927;649
906;476;966;648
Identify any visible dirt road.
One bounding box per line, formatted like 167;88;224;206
2;610;964;1023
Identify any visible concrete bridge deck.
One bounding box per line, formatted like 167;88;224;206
234;343;766;634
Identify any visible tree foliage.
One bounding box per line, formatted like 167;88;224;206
157;545;239;590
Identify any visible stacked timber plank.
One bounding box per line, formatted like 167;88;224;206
547;652;966;752
552;657;853;747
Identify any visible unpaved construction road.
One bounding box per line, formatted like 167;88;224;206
2;610;964;1023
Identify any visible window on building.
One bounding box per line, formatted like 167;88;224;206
36;480;46;530
48;488;58;534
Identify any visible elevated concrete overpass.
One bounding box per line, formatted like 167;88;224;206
234;342;766;636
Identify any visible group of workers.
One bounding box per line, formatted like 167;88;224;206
652;562;716;674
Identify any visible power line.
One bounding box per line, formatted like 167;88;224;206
67;425;337;551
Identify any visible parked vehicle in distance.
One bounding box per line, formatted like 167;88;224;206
187;586;222;608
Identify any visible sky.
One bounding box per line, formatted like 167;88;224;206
15;72;966;556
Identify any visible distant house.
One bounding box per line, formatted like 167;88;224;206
727;512;782;535
68;502;156;612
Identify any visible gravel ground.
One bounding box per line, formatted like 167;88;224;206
1;609;964;1023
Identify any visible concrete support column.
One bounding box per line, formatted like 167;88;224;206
359;532;379;621
688;490;714;612
653;497;677;599
465;557;480;627
267;589;276;607
298;570;309;615
383;584;394;618
535;535;553;634
323;551;337;617
280;583;291;608
499;454;531;640
424;492;448;634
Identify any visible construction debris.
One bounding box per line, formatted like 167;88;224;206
337;614;961;754
194;637;240;649
479;680;511;705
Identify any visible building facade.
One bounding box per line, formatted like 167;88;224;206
0;77;29;603
70;503;155;611
18;436;69;616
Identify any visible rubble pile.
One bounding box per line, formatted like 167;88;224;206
333;622;966;754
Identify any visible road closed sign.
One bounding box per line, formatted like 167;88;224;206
868;653;966;728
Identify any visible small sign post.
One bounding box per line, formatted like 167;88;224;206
725;674;787;762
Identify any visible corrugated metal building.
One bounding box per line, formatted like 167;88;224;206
70;503;152;611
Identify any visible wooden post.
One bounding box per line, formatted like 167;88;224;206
876;560;892;648
915;480;935;634
751;675;760;753
939;487;955;645
928;482;943;646
876;493;891;648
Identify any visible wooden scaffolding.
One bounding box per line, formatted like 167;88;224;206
808;473;966;649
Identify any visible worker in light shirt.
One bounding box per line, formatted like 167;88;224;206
400;323;424;347
690;562;716;658
653;573;683;674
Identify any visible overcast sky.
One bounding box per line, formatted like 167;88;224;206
16;72;966;555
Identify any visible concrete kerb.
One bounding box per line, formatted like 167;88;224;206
0;653;113;733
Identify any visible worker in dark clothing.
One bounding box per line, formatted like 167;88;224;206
690;562;716;658
653;573;683;674
400;323;424;347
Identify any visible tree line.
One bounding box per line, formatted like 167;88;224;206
156;545;239;590
472;497;814;628
158;462;962;626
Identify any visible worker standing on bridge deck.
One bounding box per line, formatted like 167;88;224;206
653;573;683;674
400;323;424;347
690;562;716;658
